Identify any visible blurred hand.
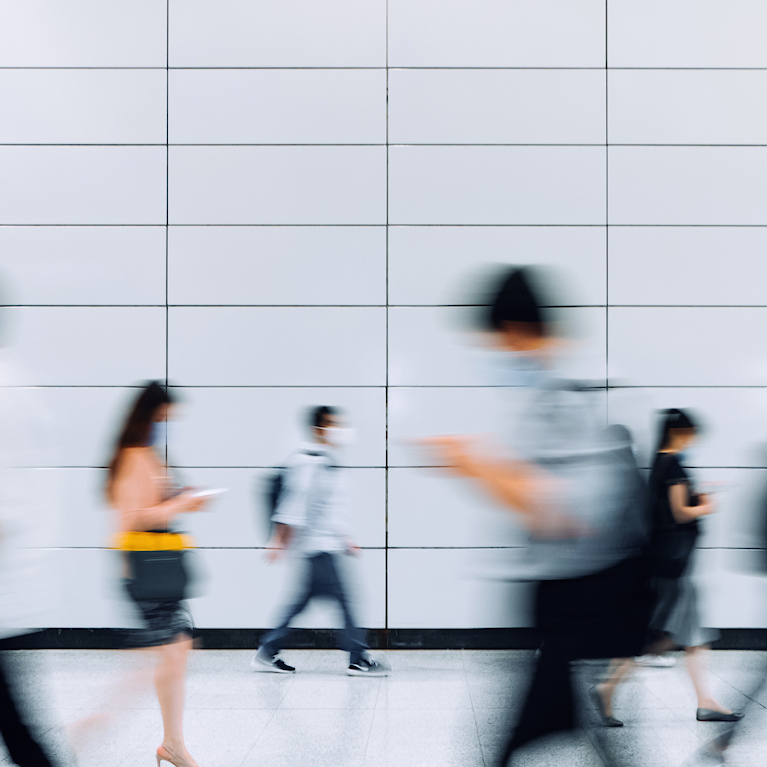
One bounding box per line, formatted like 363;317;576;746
345;540;361;557
179;491;209;513
696;492;715;515
419;435;479;476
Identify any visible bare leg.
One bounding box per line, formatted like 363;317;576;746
597;658;635;718
685;645;731;713
155;635;198;767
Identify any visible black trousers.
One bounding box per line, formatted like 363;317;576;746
498;556;651;765
0;653;54;767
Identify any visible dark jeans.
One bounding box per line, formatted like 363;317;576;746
259;551;368;664
0;653;54;766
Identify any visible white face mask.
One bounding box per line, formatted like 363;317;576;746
321;426;356;448
481;350;551;388
150;421;177;448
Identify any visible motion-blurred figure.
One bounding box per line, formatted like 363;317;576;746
0;345;59;765
426;268;651;765
73;382;210;767
252;406;386;676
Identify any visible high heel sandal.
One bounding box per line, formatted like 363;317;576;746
156;745;199;767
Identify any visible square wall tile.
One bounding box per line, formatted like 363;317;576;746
168;227;385;306
388;469;527;548
608;0;767;68
0;0;167;66
0;227;166;306
193;548;385;629
388;0;605;67
0;147;167;225
0;70;166;145
608;71;767;146
14;307;166;386
389;146;606;225
168;307;385;386
35;387;144;468
169;146;386;225
608;227;767;306
388;387;514;467
170;387;386;468
608;307;767;386
388;226;606;306
608;147;767;226
169;70;386;145
51;468;112;548
389;69;605;145
169;0;386;67
178;467;385;548
607;387;767;470
387;549;534;628
389;306;606;386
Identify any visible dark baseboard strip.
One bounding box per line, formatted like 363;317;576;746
1;628;765;651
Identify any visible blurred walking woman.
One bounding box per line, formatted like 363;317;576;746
107;382;208;767
645;408;741;722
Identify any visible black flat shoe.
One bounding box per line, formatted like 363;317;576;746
696;708;744;722
590;686;624;727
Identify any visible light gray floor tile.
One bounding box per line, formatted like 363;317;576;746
375;671;474;710
279;674;381;709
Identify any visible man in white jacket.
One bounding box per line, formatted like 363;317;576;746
251;406;386;676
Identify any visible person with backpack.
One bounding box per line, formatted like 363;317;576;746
251;406;387;676
424;267;652;765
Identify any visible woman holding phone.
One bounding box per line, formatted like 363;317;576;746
106;381;208;767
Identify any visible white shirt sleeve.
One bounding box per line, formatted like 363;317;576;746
272;456;316;529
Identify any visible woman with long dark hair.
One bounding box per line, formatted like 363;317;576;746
104;381;208;767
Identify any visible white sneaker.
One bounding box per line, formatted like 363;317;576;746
250;649;296;673
348;656;388;677
635;654;676;668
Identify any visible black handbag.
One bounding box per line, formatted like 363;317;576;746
124;530;192;602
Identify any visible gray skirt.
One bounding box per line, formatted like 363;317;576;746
650;571;718;648
125;584;194;648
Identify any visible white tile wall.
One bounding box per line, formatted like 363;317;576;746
0;227;166;305
168;307;386;386
608;0;767;68
0;147;167;225
389;146;606;225
389;70;605;145
0;70;167;145
388;0;605;67
169;70;386;146
168;227;386;306
169;146;387;225
608;147;767;226
5;1;766;632
169;0;386;68
0;1;167;67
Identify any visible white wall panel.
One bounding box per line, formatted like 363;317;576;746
607;387;767;470
609;71;767;146
169;70;386;145
0;70;166;145
389;306;606;386
388;0;605;67
387;549;534;628
389;70;605;145
178;467;385;549
52;468;111;548
15;307;166;386
171;387;386;468
193;549;385;629
0;147;167;225
389;146;606;225
168;227;386;306
609;228;767;307
608;308;767;387
169;0;386;67
609;147;767;226
168;307;385;386
169;146;386;225
388;469;526;548
388;226;606;306
0;227;166;306
0;0;167;67
388;387;511;468
608;0;767;68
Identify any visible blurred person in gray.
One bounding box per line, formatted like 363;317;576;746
426;267;651;765
0;316;60;765
252;406;386;676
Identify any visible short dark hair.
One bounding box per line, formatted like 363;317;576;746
308;405;338;432
657;408;698;451
482;267;548;333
